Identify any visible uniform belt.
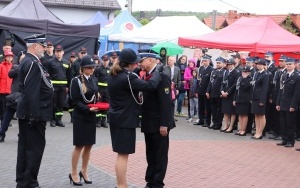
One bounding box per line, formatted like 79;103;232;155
98;82;108;86
52;80;68;85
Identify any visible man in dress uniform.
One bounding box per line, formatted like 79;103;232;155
16;34;53;188
269;55;287;140
245;57;256;77
194;54;213;127
276;57;300;148
94;54;110;128
44;45;71;127
72;47;87;77
40;41;54;66
139;52;175;188
206;57;226;130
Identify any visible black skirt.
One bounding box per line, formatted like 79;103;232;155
251;100;266;115
73;117;96;146
235;102;251;115
222;97;235;114
110;127;136;154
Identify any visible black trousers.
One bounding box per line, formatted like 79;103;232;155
210;98;223;127
144;132;169;188
52;86;66;119
280;111;296;144
265;101;273;132
198;94;211;124
16;119;46;188
271;103;281;135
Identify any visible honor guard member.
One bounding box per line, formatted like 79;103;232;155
206;57;226;130
45;45;71;127
40;41;54;67
94;54;110;128
16;34;53;188
250;59;270;139
108;51;120;67
72;47;87;77
269;55;287;140
220;58;240;132
194;54;213;127
265;51;278;75
139;52;175;188
276;57;300;148
245;57;256;77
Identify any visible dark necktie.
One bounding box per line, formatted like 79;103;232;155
287;74;290;79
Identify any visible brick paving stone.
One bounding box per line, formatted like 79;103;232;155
1;111;300;188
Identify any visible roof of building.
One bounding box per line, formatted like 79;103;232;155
203;15;226;29
1;0;122;10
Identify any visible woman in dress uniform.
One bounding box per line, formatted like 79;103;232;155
220;59;239;132
108;48;162;188
233;66;252;136
69;55;99;186
251;59;269;139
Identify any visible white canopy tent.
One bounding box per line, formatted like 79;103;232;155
108;16;214;44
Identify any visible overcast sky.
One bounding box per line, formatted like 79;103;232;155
117;0;300;14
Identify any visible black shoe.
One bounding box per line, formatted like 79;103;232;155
0;136;4;142
239;132;247;136
193;122;204;126
50;120;56;127
224;129;233;133
276;141;287;146
234;132;240;135
79;171;92;184
56;120;65;127
251;136;262;140
295;148;300;151
101;122;108;128
284;143;294;148
69;174;82;186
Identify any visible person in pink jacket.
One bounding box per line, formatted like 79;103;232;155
0;50;13;121
184;58;197;119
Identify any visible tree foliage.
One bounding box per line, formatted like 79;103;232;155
281;16;299;35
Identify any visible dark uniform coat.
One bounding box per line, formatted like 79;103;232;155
234;76;252;115
207;68;224;98
197;65;213;95
221;68;239;114
251;71;269;104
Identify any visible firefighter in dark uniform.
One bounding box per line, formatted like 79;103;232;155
206;57;226;130
269;55;287;140
40;41;54;67
94;54;110;128
276;57;300;148
72;47;87;77
45;45;71;127
194;54;213;127
16;34;53;188
139;52;175;188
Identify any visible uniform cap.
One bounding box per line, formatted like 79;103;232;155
202;54;212;60
156;55;162;60
265;51;273;57
101;54;109;60
216;56;226;63
80;55;98;68
24;34;47;47
47;41;53;46
70;52;76;57
245;57;254;62
111;51;119;57
119;48;140;64
55;45;64;51
286;58;295;64
79;47;87;53
256;58;267;65
278;55;288;61
138;49;157;54
138;53;157;62
231;52;241;59
241;66;251;72
227;58;235;64
93;54;99;60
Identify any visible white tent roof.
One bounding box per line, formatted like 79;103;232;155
108;16;214;44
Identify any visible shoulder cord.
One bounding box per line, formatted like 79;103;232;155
69;77;95;103
127;74;143;105
24;61;53;89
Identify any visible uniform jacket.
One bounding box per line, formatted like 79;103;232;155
17;53;53;121
234;76;252;103
221;68;239;99
141;69;175;133
44;57;71;86
0;61;13;94
197;65;213;95
251;70;269;104
108;69;161;129
277;71;300;111
271;69;286;102
70;75;98;121
207;68;225;98
40;53;54;67
163;65;181;89
268;63;278;76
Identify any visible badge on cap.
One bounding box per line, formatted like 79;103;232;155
164;88;169;94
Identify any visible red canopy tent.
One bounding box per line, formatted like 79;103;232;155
178;17;300;53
